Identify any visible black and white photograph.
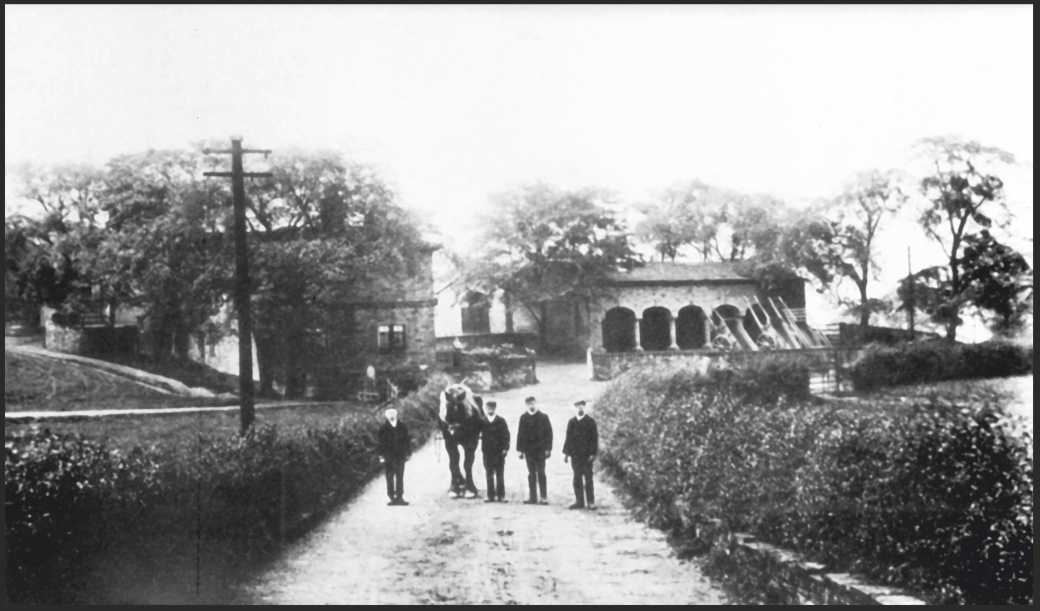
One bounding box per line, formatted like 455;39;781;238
4;4;1033;605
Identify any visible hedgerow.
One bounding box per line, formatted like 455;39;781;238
596;361;1032;605
849;339;1033;391
4;372;450;603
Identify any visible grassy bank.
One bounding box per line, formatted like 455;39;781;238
5;349;238;412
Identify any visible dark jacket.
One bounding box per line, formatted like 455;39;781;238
516;410;553;455
377;420;411;462
481;415;510;456
563;415;598;458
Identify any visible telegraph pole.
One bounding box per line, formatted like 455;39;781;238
204;137;271;435
906;246;915;337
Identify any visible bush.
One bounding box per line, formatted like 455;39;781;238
4;372;451;603
850;339;1032;391
596;362;1033;605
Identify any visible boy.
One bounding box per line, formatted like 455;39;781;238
562;400;598;510
377;407;411;506
516;396;553;505
480;400;510;502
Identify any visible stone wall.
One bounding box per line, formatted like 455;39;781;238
434;332;540;358
693;521;927;605
41;306;138;356
590;347;845;384
442;355;538;393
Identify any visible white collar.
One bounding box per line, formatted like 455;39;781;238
576;413;586;420
388;420;398;427
486;413;497;422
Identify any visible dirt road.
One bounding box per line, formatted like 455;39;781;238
238;361;731;604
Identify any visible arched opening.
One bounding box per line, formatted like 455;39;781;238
676;305;707;349
711;304;744;350
640;306;672;351
460;290;490;334
602;307;636;352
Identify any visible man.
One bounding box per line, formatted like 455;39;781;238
377;407;411;506
480;400;510;503
516;396;553;505
562;400;598;510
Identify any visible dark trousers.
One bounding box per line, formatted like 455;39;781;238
384;460;405;500
525;453;547;500
571;456;595;506
483;455;505;500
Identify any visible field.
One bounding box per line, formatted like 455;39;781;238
4;400;384;451
855;374;1033;438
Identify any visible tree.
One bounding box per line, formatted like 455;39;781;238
245;150;429;397
634;181;786;264
634;181;727;262
819;169;908;327
914;136;1016;340
958;230;1032;337
97;148;234;359
464;183;642;346
5;163;109;324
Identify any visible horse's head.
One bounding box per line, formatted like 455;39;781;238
439;383;484;434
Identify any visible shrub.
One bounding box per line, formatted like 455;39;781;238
850;339;1032;391
596;363;1033;605
4;372;450;603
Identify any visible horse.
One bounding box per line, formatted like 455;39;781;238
438;382;486;498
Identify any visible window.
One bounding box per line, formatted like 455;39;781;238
460;291;490;334
377;324;406;352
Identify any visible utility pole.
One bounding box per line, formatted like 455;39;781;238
204;137;271;435
907;246;915;337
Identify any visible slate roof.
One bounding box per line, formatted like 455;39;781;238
604;261;754;284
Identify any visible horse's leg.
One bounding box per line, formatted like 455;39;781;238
443;435;463;493
462;438;479;496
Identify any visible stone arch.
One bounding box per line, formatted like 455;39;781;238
640;306;672;351
601;307;636;353
710;304;743;349
676;305;708;349
460;290;490;334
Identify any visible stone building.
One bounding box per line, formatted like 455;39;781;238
587;261;819;379
191;243;440;397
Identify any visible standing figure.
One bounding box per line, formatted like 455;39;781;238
439;383;484;498
480;400;510;503
563;400;598;510
377;407;411;506
516;396;553;505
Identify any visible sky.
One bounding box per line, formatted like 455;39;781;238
5;4;1034;337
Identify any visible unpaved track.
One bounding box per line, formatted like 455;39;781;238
239;362;731;604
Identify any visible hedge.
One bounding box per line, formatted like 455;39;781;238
4;372;451;604
850;339;1033;391
596;360;1032;605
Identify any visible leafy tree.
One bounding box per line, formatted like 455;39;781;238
634;181;728;262
5;163;108;323
464;183;642;346
245;150;428;397
815;169;908;327
914;136;1016;340
634;181;788;264
98;148;234;359
959;230;1032;337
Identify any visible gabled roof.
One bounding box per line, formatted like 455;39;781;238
604;261;754;285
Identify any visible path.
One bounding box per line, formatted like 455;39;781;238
238;361;731;604
4;400;341;422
